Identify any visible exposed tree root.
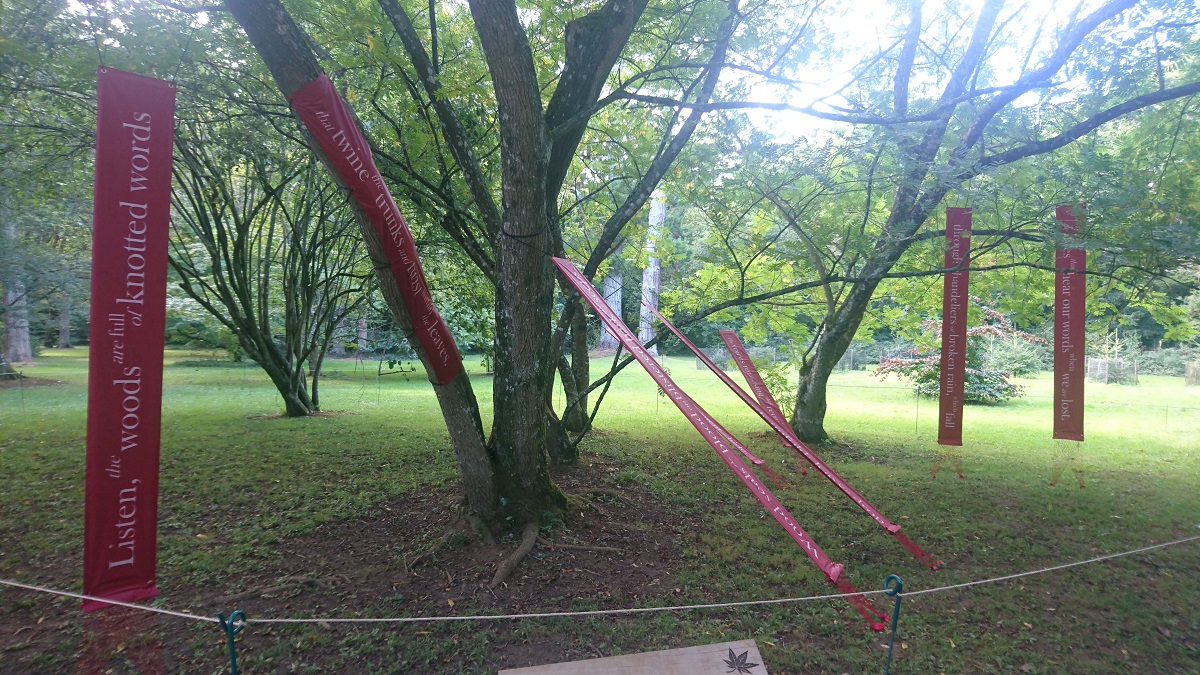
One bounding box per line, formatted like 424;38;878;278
207;575;320;606
567;487;626;519
465;513;498;548
489;520;539;588
406;529;465;573
583;488;625;502
536;537;623;554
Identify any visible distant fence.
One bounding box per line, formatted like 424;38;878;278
1087;358;1138;385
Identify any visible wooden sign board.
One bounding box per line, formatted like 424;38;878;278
499;639;768;674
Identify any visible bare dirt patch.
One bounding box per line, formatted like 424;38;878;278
211;455;685;669
0;455;688;673
0;377;64;390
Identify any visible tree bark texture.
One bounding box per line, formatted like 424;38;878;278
57;297;72;348
467;0;561;518
597;267;622;350
4;219;32;364
637;191;664;357
3;280;32;364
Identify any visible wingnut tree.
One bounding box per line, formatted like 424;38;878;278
212;0;778;560
672;0;1200;442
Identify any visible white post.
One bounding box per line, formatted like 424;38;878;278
638;190;665;357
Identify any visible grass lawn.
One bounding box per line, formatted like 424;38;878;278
1;348;1198;673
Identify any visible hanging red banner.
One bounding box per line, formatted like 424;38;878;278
555;258;889;630
938;208;971;446
83;68;175;611
1054;205;1086;441
288;75;462;384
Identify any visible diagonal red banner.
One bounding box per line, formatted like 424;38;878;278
648;306;939;569
555;258;888;629
288;74;462;384
1054;205;1086;441
84;68;175;611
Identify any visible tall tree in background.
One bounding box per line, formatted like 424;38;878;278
638;191;666;356
596;262;624;351
668;0;1200;442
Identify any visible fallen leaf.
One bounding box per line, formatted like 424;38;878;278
1157;626;1171;638
1023;622;1033;630
1020;665;1034;673
447;599;454;607
949;638;956;649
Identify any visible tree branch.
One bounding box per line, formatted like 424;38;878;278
376;0;503;240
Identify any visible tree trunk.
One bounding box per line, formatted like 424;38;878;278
357;317;370;352
4;219;32;364
792;280;882;443
57;296;72;348
564;305;590;433
637;190;664;357
3;279;32;364
469;0;563;520
597;267;622;350
252;340;315;417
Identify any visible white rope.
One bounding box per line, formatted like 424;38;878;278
252;533;1200;624
2;534;1196;626
899;533;1200;598
0;579;218;623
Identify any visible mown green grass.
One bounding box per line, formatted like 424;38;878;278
1;349;1198;673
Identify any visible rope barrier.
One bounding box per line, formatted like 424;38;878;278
0;579;217;623
898;534;1200;598
2;533;1196;625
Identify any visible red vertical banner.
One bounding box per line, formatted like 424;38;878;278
1054;205;1086;441
288;75;462;384
84;68;175;611
938;208;971;446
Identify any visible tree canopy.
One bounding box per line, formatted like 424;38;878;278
2;0;1198;552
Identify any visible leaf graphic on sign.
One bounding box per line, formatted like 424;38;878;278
723;648;759;673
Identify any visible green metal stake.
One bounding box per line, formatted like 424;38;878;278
883;575;904;675
217;610;246;675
